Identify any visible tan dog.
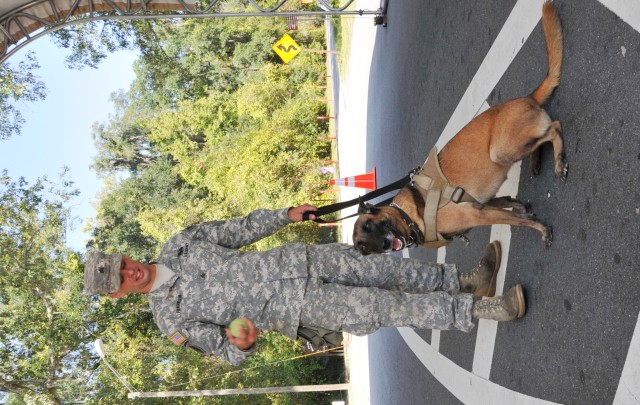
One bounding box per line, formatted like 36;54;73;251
353;1;565;255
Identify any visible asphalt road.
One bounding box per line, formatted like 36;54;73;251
358;1;640;404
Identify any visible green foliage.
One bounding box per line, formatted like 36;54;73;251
91;89;159;176
87;158;209;261
82;330;333;404
0;52;47;140
50;19;138;70
0;171;93;403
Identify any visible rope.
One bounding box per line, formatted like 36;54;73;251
164;346;345;389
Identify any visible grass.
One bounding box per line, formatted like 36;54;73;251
325;9;355;146
329;6;355;79
325;12;355;172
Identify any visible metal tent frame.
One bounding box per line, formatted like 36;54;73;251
0;0;386;64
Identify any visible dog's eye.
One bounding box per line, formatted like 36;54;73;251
363;220;372;232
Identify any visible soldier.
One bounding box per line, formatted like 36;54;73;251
84;204;525;365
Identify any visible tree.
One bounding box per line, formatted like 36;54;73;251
0;52;47;140
0;170;93;404
49;18;139;70
91;89;159;176
87;157;213;258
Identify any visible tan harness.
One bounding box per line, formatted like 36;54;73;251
409;147;478;248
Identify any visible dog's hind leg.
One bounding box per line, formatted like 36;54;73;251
549;121;567;180
529;120;567;180
437;203;552;247
530;146;542;176
484;196;531;214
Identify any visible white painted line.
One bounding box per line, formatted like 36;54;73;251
430;326;441;353
473;161;521;379
399;328;561;404
437;247;446;264
613;311;640;405
435;0;548;151
346;335;371;405
598;0;640;33
429;247;447;352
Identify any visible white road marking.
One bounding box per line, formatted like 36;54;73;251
432;247;447;352
613;311;640;405
346;335;371;404
398;328;561;405
472;161;521;379
598;0;640;33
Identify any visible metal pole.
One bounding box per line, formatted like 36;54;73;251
1;8;383;64
128;383;350;399
94;339;136;393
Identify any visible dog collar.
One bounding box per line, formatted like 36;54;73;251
389;203;424;248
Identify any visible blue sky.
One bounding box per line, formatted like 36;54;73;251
0;36;137;251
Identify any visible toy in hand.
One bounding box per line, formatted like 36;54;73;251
229;318;249;337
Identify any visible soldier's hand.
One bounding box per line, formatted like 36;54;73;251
288;204;318;222
225;317;258;350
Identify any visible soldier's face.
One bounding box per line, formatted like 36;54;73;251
109;255;155;297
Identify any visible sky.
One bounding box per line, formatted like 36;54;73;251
0;36;137;251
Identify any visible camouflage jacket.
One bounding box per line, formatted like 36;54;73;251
146;208;308;365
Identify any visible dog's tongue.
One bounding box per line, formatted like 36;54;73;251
392;237;404;251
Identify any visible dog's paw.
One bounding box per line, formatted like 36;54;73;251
531;161;541;176
513;202;532;214
555;156;568;181
543;225;553;248
530;148;542;176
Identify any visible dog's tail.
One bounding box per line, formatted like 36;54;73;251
530;1;563;106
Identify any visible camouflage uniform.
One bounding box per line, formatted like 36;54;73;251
148;208;474;365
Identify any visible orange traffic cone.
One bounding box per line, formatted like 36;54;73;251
329;167;377;190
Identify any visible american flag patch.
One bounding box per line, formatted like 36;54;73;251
169;331;187;346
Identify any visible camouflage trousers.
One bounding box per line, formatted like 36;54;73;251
300;243;475;334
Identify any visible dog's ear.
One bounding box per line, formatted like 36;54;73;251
357;197;376;214
357;197;369;214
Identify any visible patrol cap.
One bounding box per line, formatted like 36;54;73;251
84;252;123;295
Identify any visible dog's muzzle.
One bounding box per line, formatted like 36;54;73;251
391;235;406;251
384;224;407;252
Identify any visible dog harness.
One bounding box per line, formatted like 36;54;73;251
409;147;478;248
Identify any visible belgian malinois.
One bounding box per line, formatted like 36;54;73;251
353;1;564;255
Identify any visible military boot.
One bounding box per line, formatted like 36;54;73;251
458;241;501;297
472;284;526;322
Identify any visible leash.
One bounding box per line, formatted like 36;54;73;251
303;168;420;223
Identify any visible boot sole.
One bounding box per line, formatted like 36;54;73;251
487;241;501;298
514;283;526;318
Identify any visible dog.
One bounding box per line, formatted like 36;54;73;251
353;1;565;255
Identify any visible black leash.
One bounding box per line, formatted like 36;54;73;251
303;168;420;223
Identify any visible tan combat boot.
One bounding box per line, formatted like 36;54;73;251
459;240;501;297
472;284;526;322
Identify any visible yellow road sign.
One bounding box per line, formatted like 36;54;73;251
272;34;301;63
